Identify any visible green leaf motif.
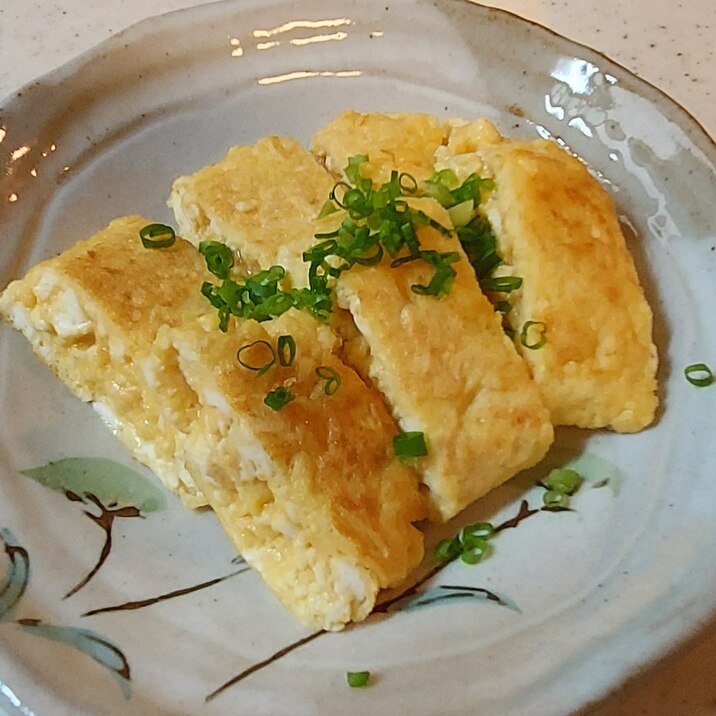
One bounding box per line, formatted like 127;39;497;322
17;621;131;699
389;585;520;614
0;529;29;623
21;458;166;513
559;452;625;496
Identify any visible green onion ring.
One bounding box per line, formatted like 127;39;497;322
684;362;714;387
277;334;297;367
398;172;418;194
198;240;234;279
434;538;461;562
481;275;523;293
353;243;384;266
460;538;490;564
543;490;569;509
315;365;341;395
237;340;276;376
459;522;495;543
139;223;176;249
346;671;370;688
393;431;428;458
330;181;353;209
520;320;548;350
264;386;295;411
544;468;582;495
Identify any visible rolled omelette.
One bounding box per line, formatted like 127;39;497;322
169;136;554;522
0;215;425;630
434;118;659;431
313;111;659;432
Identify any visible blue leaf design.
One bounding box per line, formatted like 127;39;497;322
17;621;131;699
22;457;166;513
390;584;521;614
0;529;29;623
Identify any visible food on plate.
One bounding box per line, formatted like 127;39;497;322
434;118;658;431
0;110;660;629
314;111;659;432
170;136;554;521
0;215;210;508
310;110;450;185
173;306;424;629
0;216;425;630
171;136;335;282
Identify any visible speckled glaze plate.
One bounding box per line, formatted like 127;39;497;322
1;1;715;714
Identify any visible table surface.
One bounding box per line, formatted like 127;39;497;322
1;1;715;714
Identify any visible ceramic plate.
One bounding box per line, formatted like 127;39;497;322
1;1;715;714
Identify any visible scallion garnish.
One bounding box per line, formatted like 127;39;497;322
447;199;475;228
398;172;418;194
277;334;296;367
264;386;295;411
198;240;234;279
543;468;582;494
139;223;176;249
543;490;569;509
201;264;332;331
237;340;276;376
684;362;714;387
392;250;460;298
423;170;523;321
317;199;339;218
541;468;583;510
315;366;341;395
393;431;428;458
482;275;523;293
346;671;370;688
306;158;460;301
435;521;495;564
434;538;462;561
460;537;491;564
459;521;495;541
520;320;548;350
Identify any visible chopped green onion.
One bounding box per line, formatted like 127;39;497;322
543;489;569;509
404;250;460;298
201;263;333;329
460;537;490;564
393;431;428;458
317;199;339;218
428;167;459;189
277;334;297;367
347;671;370;688
139;223;176;249
198;240;234;279
303;156;467;305
459;522;495;542
434;537;462;561
544;468;582;495
422;180;455;208
494;300;512;315
481;275;523;293
264;386;295;411
315;365;341;395
237;340;276;376
520;320;548;350
398;172;418;194
684;362;714;387
437;520;496;565
344;155;369;185
447;199;476;228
